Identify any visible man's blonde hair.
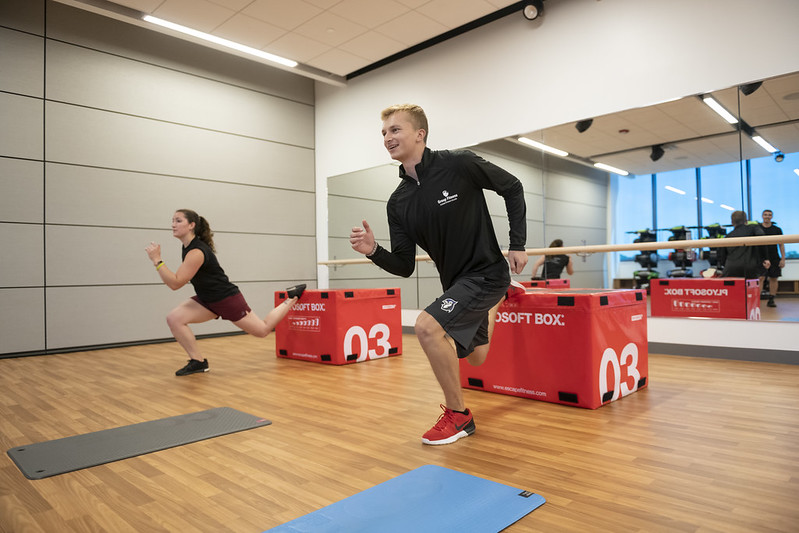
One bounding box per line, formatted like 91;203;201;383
381;104;428;143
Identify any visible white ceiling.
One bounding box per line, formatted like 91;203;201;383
60;0;799;176
96;0;520;79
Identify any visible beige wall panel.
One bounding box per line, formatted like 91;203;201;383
472;149;545;192
46;226;177;286
483;190;543;224
525;219;545;249
0;0;43;34
327;164;401;199
416;260;439;280
45;227;317;287
44;102;314;190
417;278;445;308
546;225;607;249
545;198;606;229
46;41;314;149
0;158;43;223
209;233;317;283
545;171;607;205
47;1;314;105
328;196;389;240
485;188;543;217
488;216;543;254
0;93;43;160
0;27;44;96
45;284;238;349
0;223;44;287
44;164;315;236
327;237;400;281
44;281;319;350
0;288;45;354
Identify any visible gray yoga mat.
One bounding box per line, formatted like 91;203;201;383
7;407;271;479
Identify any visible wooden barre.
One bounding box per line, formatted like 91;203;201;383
318;233;798;266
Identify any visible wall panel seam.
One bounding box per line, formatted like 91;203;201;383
0;90;44;101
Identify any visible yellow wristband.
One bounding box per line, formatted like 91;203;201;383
156;261;165;270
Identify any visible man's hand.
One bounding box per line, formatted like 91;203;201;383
508;250;528;274
350;220;376;256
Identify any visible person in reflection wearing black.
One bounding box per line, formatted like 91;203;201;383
758;209;785;308
531;239;574;280
717;210;770;280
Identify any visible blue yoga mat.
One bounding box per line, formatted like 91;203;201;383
266;464;545;532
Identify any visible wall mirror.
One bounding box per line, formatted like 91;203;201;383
327;70;798;322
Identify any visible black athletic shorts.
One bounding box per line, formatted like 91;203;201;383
424;273;510;359
757;264;782;278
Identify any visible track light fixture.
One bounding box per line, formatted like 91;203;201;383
739;81;763;96
650;144;665;162
522;1;544;21
775;152;785;162
575;119;593;133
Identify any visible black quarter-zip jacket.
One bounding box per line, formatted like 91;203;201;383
369;147;527;290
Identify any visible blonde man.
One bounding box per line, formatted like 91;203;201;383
350;104;528;445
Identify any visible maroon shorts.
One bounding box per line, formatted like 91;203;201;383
191;292;251;322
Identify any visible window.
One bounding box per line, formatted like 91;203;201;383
696;161;744;236
613;174;652;261
750;154;799;258
656;168;698;240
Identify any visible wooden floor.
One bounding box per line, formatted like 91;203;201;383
1;334;798;532
753;294;799;322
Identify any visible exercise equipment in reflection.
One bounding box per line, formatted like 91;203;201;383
627;229;659;291
659;225;695;278
689;223;727;277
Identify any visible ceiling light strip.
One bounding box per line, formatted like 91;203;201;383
517;137;569;157
702;96;738;124
594;162;629;176
142;15;297;68
750;135;778;153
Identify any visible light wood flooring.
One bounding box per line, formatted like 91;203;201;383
1;334;798;532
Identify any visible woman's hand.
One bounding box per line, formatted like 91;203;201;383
145;241;162;266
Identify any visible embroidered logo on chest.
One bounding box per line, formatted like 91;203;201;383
437;189;459;206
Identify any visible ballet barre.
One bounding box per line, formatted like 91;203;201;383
318;234;799;266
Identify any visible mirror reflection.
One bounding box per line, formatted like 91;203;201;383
328;71;798;322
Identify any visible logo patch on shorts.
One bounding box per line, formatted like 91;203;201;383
441;298;458;313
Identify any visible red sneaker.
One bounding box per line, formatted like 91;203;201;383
421;404;476;445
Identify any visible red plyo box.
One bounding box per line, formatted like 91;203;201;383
274;288;402;365
522;279;570;289
460;288;648;409
649;278;761;320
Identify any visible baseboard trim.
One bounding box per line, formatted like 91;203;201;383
0;331;247;360
648;342;799;365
